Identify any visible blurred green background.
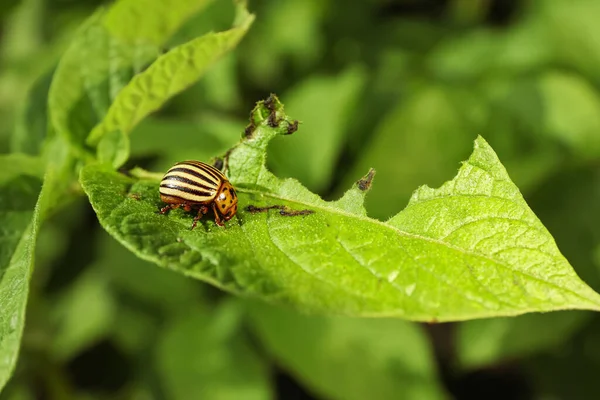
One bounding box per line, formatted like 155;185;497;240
3;0;600;399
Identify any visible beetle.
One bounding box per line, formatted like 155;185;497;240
158;160;238;229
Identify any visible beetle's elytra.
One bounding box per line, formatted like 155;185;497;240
159;160;238;229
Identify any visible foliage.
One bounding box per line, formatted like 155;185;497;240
2;0;600;399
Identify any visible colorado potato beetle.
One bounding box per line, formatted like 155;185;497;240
159;160;238;228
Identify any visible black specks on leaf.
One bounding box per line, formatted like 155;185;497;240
244;123;255;138
357;168;376;191
279;208;314;217
264;93;278;112
267;111;278;128
245;205;281;213
286;120;299;135
245;204;314;217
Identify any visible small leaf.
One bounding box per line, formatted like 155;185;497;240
156;301;271;400
0;136;80;391
86;3;255;146
48;0;214;150
81;95;600;321
248;302;446;400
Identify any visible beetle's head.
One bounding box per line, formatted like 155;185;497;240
214;181;238;221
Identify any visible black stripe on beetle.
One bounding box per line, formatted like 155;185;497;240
161;174;217;192
159;183;214;198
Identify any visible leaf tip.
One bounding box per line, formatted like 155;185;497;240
243;93;300;140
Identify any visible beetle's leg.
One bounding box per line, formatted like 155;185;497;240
190;210;202;230
190;205;210;230
212;203;224;227
183;204;192;212
159;203;180;214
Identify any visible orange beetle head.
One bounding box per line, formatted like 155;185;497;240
214;181;238;221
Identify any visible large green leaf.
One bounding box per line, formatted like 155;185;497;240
248;302;446;400
0;154;44;391
80;95;600;321
48;0;214;152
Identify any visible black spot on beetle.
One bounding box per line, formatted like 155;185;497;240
221;204;225;209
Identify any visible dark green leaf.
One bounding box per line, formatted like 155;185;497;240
0;154;44;391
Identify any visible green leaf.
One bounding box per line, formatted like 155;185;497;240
0;135;79;392
268;67;366;192
248;302;446;400
156;301;271;400
86;3;254;146
457;312;591;369
80;95;600;321
0;154;44;392
48;0;214;151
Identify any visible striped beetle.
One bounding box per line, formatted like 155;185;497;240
159;160;238;228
